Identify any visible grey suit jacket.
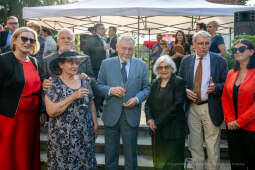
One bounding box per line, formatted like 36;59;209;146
96;56;150;127
178;52;228;126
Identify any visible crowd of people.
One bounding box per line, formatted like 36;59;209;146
0;16;254;170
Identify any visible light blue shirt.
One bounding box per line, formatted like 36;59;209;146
5;30;12;47
119;57;130;78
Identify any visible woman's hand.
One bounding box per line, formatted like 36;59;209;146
147;119;157;132
227;120;240;130
94;123;99;139
40;113;47;126
175;52;184;58
72;88;89;100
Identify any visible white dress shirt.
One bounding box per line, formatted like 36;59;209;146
193;52;211;101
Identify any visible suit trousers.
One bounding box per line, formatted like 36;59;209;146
227;128;255;170
104;111;138;170
188;103;221;170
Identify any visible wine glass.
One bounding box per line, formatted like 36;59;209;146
80;79;90;108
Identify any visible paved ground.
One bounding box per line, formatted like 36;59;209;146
140;102;147;125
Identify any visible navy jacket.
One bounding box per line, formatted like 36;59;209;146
178;52;228;126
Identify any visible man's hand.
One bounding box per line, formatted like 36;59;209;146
79;73;89;80
207;77;216;94
152;47;159;54
123;97;138;108
110;87;126;98
43;79;53;91
186;89;198;102
104;44;110;50
147;119;157;132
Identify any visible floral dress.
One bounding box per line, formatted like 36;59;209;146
46;77;97;170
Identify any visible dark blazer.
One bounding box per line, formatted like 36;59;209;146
107;36;117;57
0;30;9;48
0;51;39;117
178;52;228;126
84;34;106;77
0;30;10;53
145;74;188;139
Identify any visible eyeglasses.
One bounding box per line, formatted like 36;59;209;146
120;47;134;52
232;46;248;54
7;22;18;25
20;36;36;44
197;42;210;46
157;65;170;71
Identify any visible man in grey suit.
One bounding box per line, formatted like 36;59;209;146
96;35;150;170
178;31;228;170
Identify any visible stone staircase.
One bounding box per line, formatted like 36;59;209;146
40;113;231;170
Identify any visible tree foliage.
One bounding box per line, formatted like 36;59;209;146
0;0;72;26
237;0;249;5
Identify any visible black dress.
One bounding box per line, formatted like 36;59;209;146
145;74;188;170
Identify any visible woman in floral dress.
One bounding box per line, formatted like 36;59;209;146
45;51;98;170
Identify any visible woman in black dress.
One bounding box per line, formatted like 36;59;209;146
145;55;188;170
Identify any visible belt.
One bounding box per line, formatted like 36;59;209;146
194;100;208;105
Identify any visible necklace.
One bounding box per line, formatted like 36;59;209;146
16;56;30;62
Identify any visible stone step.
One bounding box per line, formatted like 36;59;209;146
40;151;230;170
40;151;154;170
41;118;228;138
40;132;229;159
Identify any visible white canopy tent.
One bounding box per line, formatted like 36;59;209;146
23;0;255;35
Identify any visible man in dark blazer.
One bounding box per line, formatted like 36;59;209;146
0;16;19;53
107;26;118;57
178;31;228;170
84;23;109;78
96;35;150;170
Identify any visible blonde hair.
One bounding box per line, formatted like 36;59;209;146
26;21;41;33
10;27;40;55
207;21;219;30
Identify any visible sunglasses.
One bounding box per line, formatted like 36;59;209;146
157;65;170;71
20;36;36;44
8;22;18;25
232;46;248;54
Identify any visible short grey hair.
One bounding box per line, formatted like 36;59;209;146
117;35;136;47
153;55;177;78
192;30;211;43
57;28;75;41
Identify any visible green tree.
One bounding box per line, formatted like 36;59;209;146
237;0;249;5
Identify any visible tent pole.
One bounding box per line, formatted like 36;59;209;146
229;27;232;48
137;16;140;58
148;28;151;75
